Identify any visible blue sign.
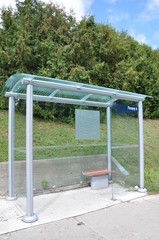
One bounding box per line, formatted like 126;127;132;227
112;104;138;115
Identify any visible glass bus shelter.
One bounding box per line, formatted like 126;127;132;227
2;73;148;223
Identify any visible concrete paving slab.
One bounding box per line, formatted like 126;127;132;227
141;193;159;204
0;198;24;235
0;194;158;240
77;195;159;240
0;218;108;240
0;185;147;236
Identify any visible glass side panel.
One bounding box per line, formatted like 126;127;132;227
14;101;107;196
111;100;139;190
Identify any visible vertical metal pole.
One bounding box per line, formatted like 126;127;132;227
107;106;112;183
138;101;147;193
6;97;17;201
23;84;38;223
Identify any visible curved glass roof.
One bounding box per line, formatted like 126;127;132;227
2;73;147;108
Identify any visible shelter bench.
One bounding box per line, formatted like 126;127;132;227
82;169;113;190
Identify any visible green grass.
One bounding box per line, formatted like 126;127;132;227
0;109;159;192
13;110;108;160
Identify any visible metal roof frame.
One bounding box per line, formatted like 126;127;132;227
3;74;147;108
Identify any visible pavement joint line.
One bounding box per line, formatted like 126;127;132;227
73;216;108;240
73;216;85;225
145;197;159;205
148;200;159;205
129;193;156;203
13;201;25;215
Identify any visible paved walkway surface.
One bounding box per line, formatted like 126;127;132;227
1;186;159;240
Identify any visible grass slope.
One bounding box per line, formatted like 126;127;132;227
0;109;159;192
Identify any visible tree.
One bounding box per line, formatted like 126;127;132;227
0;1;159;118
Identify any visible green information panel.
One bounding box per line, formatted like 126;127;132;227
75;109;100;140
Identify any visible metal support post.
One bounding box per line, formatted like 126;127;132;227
138;101;147;193
107;106;112;183
6;97;17;201
23;84;38;223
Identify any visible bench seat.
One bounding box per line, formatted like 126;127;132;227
82;168;113;190
82;169;112;177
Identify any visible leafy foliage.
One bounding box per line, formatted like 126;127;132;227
0;0;159;118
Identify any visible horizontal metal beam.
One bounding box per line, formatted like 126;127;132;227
22;78;146;102
5;92;111;108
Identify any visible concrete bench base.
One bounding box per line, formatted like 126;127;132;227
91;175;108;190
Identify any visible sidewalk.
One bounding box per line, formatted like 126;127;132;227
1;185;158;240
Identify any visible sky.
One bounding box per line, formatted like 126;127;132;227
0;0;159;49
